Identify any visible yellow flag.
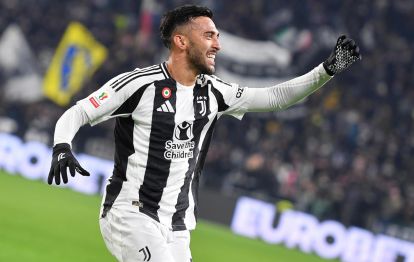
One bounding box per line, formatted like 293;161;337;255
43;22;107;106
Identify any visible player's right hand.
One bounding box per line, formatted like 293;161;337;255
48;143;90;185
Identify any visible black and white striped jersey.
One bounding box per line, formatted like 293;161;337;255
77;62;251;231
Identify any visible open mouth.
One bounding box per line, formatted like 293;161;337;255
207;53;216;65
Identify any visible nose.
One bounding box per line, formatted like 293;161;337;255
212;37;221;51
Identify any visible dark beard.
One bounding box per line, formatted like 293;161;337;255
187;42;214;75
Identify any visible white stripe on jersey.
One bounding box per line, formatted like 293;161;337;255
128;85;156;204
183;114;216;229
158;87;194;227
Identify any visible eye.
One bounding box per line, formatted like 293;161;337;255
205;32;214;39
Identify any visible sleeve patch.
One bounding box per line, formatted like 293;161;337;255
88;91;110;108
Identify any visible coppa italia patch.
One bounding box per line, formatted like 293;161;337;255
162;87;171;99
89;97;100;108
98;92;109;101
89;91;110;108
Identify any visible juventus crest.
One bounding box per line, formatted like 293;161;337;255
196;96;208;117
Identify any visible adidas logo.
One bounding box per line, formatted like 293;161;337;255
156;100;175;113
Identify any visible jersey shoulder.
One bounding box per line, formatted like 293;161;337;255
198;74;233;88
109;63;170;92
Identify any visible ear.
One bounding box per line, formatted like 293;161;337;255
172;34;187;50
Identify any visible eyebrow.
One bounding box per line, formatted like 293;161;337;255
204;31;220;37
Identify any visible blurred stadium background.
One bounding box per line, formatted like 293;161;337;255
0;0;413;261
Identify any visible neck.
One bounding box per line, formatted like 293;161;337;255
165;55;198;87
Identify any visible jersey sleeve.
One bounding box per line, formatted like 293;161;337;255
209;76;251;120
53;104;89;147
210;63;331;119
245;63;332;112
77;71;139;126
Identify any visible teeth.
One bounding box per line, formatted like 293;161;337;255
207;54;215;59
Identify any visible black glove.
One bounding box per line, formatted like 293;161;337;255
323;35;362;76
48;143;90;185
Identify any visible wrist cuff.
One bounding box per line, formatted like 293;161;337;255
323;61;335;76
53;143;71;152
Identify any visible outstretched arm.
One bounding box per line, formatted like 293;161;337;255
246;63;331;112
244;35;361;112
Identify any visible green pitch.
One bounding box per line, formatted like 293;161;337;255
0;171;331;262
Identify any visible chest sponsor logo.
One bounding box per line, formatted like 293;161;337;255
164;121;195;160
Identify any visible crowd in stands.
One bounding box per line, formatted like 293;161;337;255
1;0;413;239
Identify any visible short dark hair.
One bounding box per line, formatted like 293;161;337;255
159;5;213;49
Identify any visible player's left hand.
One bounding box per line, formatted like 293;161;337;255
48;143;90;185
323;35;362;76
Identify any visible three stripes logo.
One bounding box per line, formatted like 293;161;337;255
139;246;151;261
156;100;175;113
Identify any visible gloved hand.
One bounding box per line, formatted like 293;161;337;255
48;143;90;185
323;35;362;76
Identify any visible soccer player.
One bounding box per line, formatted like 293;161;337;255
48;5;361;262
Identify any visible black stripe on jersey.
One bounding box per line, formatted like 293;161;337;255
112;68;162;92
101;116;135;218
172;84;211;231
160;62;173;79
210;83;230;112
110;65;159;88
192;116;217;220
101;83;150;218
139;79;177;222
111;82;152;116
